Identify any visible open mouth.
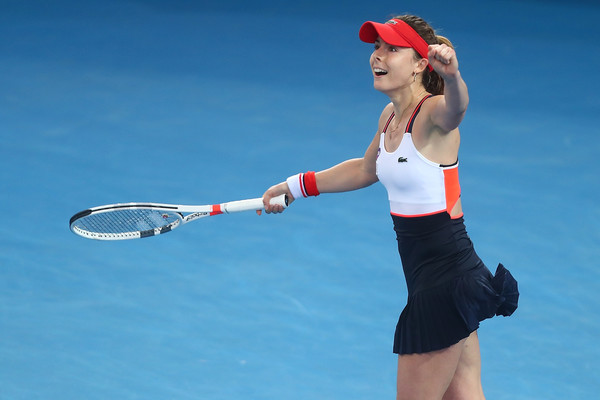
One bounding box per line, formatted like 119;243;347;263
374;68;388;76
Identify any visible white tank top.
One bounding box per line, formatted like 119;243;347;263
376;95;461;218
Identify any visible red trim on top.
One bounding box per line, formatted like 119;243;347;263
383;112;395;133
443;167;461;215
405;95;433;132
391;210;464;219
390;209;445;218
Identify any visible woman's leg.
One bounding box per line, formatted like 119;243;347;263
396;337;467;400
442;331;485;400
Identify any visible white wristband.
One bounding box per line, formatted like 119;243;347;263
286;173;305;199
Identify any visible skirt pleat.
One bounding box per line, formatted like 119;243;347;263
393;263;519;354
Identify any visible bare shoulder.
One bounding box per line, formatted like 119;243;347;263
418;95;454;133
412;95;461;164
419;94;443;115
420;93;467;133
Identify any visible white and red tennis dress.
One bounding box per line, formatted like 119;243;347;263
376;95;461;219
375;95;518;354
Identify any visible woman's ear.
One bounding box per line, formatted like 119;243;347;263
415;58;429;74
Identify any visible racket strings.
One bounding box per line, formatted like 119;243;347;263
75;209;179;234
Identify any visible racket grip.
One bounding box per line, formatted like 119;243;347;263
269;193;289;208
222;194;288;213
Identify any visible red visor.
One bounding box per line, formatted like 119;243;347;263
359;19;433;71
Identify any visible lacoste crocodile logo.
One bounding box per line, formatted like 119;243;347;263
398;157;408;163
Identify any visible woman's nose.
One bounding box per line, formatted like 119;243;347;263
373;47;383;60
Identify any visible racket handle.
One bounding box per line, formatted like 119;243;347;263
269;193;289;208
222;194;288;213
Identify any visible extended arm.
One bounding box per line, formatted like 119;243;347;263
427;44;469;132
262;130;380;213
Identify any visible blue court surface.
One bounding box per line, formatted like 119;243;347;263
1;0;599;399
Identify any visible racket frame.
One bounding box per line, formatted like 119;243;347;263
69;194;287;240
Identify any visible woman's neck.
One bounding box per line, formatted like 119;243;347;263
390;86;428;120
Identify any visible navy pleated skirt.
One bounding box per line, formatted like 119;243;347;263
392;212;518;355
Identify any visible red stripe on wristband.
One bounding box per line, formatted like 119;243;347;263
298;173;308;197
303;171;320;196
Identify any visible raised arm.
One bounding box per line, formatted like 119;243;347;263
427;43;469;132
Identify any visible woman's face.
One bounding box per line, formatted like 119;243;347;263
370;37;418;94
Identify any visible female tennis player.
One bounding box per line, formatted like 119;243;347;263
260;14;518;400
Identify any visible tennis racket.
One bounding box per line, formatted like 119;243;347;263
69;194;288;241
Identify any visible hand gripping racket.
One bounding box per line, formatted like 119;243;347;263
69;194;288;240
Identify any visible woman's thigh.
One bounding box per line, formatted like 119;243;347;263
396;338;467;400
442;331;485;400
